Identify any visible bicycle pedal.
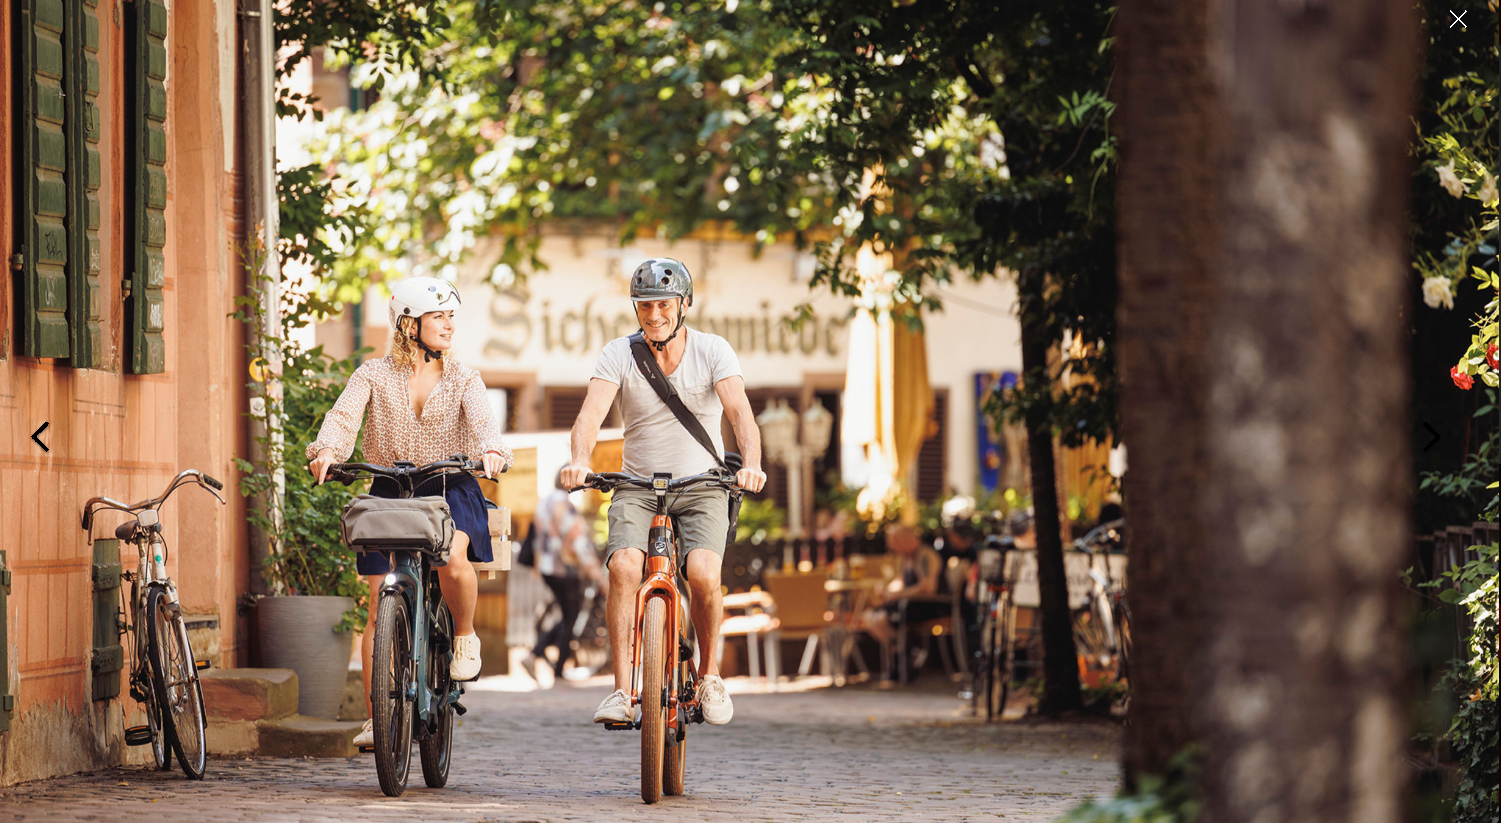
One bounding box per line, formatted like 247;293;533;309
195;660;211;671
124;726;155;746
452;702;467;716
358;745;376;754
603;722;636;731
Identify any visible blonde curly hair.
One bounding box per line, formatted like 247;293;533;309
387;315;449;370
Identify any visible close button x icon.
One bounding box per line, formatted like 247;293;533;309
1450;10;1467;28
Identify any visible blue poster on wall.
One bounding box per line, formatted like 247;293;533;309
975;371;1018;493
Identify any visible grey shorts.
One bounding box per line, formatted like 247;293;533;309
605;486;731;567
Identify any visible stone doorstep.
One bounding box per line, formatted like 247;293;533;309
200;668;362;758
199;668;299;723
207;715;364;759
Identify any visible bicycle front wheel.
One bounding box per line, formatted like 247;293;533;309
663;653;689;796
146;586;207;779
640;597;668;804
419;597;454;789
988;590;1016;722
372;592;415;797
972;599;995;719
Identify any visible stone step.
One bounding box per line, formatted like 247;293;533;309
200;668;298;723
206;713;364;758
256;715;364;758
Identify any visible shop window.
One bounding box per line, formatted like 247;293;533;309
915;388;949;503
542;386;621;431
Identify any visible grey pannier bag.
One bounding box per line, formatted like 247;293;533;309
340;494;455;565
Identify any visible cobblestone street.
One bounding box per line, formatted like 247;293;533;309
2;677;1120;822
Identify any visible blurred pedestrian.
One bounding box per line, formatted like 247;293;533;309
526;469;603;681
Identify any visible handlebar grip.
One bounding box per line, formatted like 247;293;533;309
202;474;224;491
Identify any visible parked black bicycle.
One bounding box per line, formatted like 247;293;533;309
324;455;500;797
970;531;1020;722
83;470;226;778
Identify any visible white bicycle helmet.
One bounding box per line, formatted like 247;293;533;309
388;277;462;362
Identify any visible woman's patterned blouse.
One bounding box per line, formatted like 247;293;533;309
306;355;514;472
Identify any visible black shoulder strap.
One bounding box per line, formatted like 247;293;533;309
628;331;727;470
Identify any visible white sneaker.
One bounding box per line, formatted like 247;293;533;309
697;675;733;725
451;633;482;681
593;689;634;724
353;719;374;747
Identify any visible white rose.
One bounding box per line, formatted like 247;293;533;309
1476;174;1498;206
1437;160;1468;198
1422;277;1455;310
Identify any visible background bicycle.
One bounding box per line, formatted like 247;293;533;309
1070;519;1130;694
82;470;226;779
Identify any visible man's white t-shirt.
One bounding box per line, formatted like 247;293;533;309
591;328;742;480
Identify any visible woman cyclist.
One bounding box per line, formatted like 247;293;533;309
306;277;514;747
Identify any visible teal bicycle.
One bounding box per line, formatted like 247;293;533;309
326;455;497;797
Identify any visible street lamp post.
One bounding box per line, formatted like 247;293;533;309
756;398;835;541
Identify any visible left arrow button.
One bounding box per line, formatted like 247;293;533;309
32;422;50;452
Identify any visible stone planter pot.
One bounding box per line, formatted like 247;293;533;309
256;595;355;720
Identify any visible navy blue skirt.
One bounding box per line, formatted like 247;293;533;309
355;472;494;575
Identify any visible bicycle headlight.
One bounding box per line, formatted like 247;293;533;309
384;573;398;586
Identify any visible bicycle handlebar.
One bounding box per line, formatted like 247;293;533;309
82;469;227;532
1071;518;1126;553
324;455;500;487
572;470;739;494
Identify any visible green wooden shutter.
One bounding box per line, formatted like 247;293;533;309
90;540;124;701
125;0;168;374
67;0;104;367
0;551;13;730
16;0;75;358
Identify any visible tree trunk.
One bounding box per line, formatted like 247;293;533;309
1020;293;1083;715
1117;0;1419;818
1114;0;1219;785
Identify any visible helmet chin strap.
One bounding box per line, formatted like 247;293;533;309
409;316;442;363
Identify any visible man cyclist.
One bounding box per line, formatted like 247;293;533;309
559;258;767;727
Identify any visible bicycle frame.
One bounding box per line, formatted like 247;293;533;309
377;549;463;736
627;498;691;729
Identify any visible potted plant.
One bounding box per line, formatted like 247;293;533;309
234;234;371;720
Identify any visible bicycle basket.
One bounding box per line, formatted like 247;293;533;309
340;495;454;564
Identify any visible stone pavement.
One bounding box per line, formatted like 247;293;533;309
1;675;1120;822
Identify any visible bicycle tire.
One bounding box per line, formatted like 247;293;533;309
1115;600;1133;685
663;655;688;796
419;597;454;789
640;597;668;804
372;592;415;797
134;582;171;771
989;590;1015;722
146;586;207;779
972;599;995;719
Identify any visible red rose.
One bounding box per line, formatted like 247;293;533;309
1488;342;1499;371
1452;366;1474;390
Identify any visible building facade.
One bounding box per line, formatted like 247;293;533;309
2;0;258;783
316;229;1030;521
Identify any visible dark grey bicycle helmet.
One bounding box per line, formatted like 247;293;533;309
1008;508;1035;536
630;257;693;350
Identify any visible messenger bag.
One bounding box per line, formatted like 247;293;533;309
627;331;745;545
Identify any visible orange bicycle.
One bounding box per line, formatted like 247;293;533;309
580;469;739;804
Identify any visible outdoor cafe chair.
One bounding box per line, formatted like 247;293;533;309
762;569;834;680
718;590;780;688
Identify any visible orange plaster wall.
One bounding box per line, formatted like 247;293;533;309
0;0;251;785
